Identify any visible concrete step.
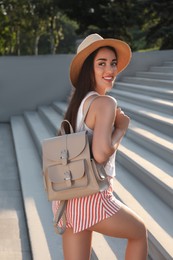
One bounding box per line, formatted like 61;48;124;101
24;111;54;156
122;76;173;88
92;232;126;260
114;82;173;100
115;100;173;137
118;138;173;209
163;61;173;67
52;101;67;116
0;124;32;260
111;89;173;115
136;71;173;80
127;120;173;165
115;164;173;260
150;66;173;73
38;105;62;135
10;116;64;260
0;191;31;260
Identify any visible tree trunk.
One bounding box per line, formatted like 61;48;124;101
34;34;40;55
16;26;20;56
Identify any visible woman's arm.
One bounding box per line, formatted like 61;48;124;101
111;107;130;150
90;96;129;164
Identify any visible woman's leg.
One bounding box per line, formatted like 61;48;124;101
89;203;148;260
62;228;93;260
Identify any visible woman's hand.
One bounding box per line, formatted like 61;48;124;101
110;108;130;151
114;107;130;133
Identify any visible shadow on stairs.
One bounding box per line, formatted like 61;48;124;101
10;60;173;260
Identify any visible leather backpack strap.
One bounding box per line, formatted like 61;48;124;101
60;120;74;135
79;94;99;130
53;200;68;235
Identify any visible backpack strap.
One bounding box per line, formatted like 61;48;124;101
53;200;67;235
53;95;99;235
60;120;74;135
78;94;99;130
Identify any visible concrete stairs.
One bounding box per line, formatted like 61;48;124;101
10;61;173;259
0;124;32;260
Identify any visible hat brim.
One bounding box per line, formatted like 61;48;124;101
70;38;132;88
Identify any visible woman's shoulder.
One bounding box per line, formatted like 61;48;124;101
94;94;117;109
83;93;117;122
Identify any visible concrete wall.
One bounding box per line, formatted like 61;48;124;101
0;50;173;122
0;54;74;122
117;49;173;80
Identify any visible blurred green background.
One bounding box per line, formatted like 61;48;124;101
0;0;172;55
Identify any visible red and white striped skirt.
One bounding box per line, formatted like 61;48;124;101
52;179;121;233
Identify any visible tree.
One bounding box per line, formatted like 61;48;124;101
0;0;27;55
0;0;78;55
57;0;145;50
0;0;172;55
57;0;108;34
139;0;173;50
57;14;79;53
25;0;64;55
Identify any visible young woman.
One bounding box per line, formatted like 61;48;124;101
53;34;148;260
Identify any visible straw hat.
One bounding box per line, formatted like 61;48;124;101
70;33;132;88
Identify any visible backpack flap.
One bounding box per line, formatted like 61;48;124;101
47;159;88;191
42;130;88;166
64;131;89;160
42;128;95;201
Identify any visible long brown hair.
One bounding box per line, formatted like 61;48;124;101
64;46;117;131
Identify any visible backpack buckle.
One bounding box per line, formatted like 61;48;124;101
64;171;72;187
60;150;68;165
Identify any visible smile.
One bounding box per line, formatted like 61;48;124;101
103;76;113;81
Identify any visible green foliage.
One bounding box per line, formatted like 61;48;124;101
0;0;172;55
0;0;78;55
57;15;79;53
138;0;173;50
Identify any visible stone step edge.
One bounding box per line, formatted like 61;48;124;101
164;62;173;67
127;122;173;165
111;88;173;107
115;164;173;260
10;116;63;260
111;89;173;116
38;106;62;135
114;83;173;101
136;72;173;80
122;76;173;87
117;143;173;209
150;67;173;72
118;100;173;137
115;81;173;93
137;71;173;76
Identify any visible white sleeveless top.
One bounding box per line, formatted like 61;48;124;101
76;91;116;177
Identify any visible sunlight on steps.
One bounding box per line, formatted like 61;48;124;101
6;59;173;260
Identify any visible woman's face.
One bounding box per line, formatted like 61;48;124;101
93;47;118;95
